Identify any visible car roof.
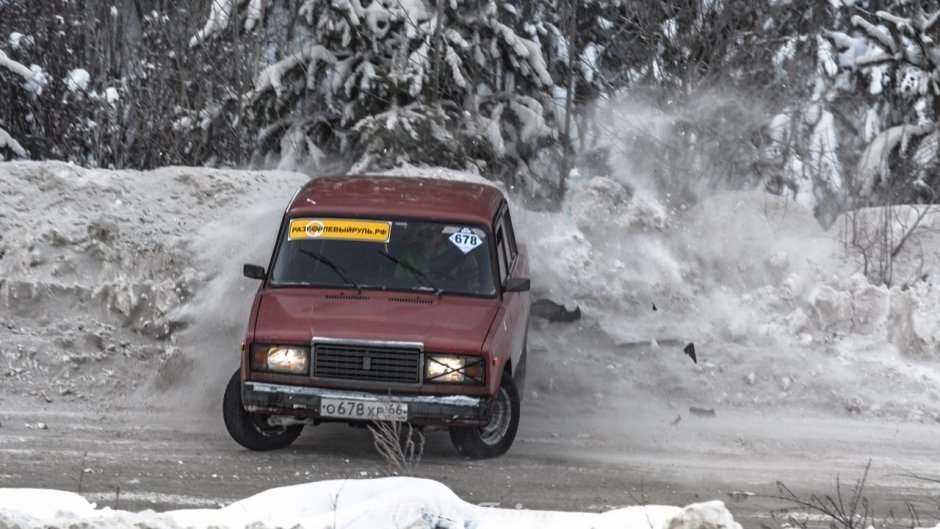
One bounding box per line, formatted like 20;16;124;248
286;175;506;226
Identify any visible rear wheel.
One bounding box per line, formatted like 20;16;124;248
222;369;303;451
449;374;520;459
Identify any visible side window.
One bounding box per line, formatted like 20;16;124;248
495;226;509;285
503;209;518;260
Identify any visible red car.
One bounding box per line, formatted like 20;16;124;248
223;176;531;458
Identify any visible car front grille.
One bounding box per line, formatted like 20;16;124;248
313;342;421;384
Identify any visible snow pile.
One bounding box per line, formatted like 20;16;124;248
1;161;938;421
0;161;306;401
520;181;839;346
0;478;741;529
519;176;940;420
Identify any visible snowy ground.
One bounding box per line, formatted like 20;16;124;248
1;161;940;527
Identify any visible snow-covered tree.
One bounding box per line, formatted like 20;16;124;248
0;0;258;169
0;46;40;159
544;0;833;208
835;4;940;203
192;0;561;192
121;6;260;169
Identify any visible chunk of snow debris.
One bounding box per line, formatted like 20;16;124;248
8;31;25;49
65;68;91;92
24;64;49;95
110;6;118;17
681;343;698;363
844;397;865;414
727;491;754;502
689;407;716;417
531;299;581;323
745;372;757;385
105;86;119;103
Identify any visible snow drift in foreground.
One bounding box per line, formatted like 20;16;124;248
0;477;741;529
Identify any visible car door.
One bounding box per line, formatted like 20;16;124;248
494;205;530;385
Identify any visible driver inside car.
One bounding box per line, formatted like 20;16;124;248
395;225;481;290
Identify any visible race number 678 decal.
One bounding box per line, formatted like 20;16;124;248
449;227;484;254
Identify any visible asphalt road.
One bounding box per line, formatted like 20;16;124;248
1;393;938;529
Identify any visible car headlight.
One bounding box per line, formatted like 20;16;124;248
425;354;484;384
250;344;310;374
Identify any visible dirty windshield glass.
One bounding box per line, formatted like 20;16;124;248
270;218;496;296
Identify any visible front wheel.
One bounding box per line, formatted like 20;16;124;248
449;374;520;459
222;369;303;451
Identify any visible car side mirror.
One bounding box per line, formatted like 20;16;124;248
243;264;266;280
504;277;530;292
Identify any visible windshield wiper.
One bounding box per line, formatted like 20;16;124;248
378;250;441;296
298;248;361;292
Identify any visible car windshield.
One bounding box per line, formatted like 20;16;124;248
269;217;496;297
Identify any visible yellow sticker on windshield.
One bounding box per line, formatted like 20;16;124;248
288;218;391;243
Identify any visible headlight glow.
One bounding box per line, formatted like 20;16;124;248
425;354;484;384
250;344;310;374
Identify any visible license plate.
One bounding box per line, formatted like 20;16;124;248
320;398;408;422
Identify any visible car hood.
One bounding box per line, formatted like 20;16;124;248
253;289;500;354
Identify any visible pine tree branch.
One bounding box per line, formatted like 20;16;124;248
922;9;940;33
851;15;898;55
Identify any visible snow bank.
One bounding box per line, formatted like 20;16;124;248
0;478;741;529
2;161;938;421
0;161;307;401
518;175;940;420
519;181;841;346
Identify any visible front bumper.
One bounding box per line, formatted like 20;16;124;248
242;381;493;426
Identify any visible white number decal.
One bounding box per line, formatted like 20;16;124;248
449;227;484;254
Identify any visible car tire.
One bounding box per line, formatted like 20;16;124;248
222;369;303;451
449;373;520;459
